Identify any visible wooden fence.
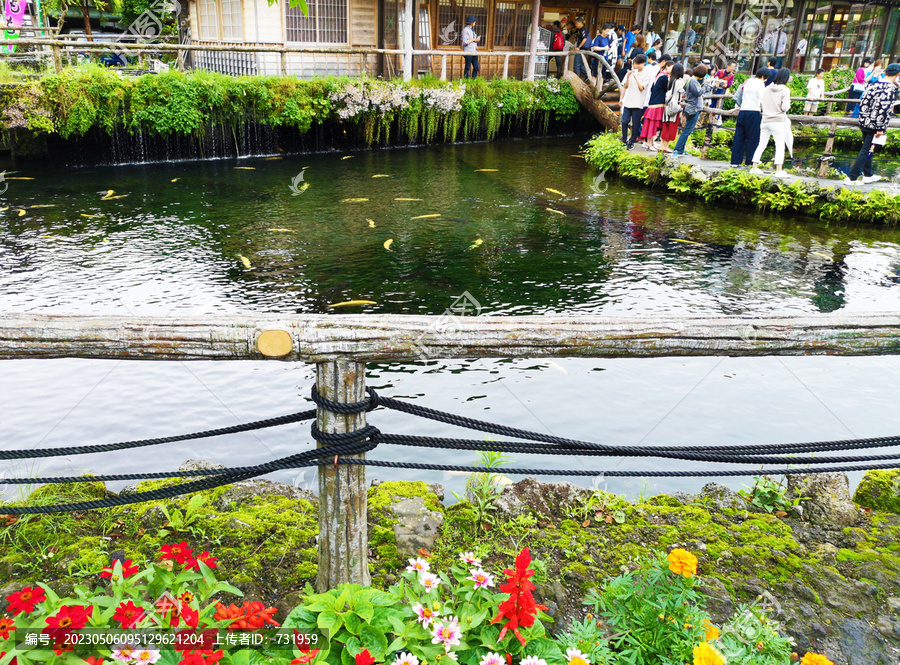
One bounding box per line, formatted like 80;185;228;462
2;311;900;588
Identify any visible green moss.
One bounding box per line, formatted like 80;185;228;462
852;468;900;513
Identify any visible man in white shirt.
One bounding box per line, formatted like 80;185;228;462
766;26;787;68
461;15;481;79
730;66;769;166
641;51;660;106
620;54;654;149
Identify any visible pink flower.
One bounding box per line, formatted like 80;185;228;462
479;654;504;665
392;653;419;665
459;552;481;566
412;603;438;627
467;568;495;589
430;616;462;652
420;572;441;592
521;658;548;665
406;558;430;574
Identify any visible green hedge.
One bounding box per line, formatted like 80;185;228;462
0;66;581;145
584;132;900;225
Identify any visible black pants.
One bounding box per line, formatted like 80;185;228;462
847;88;863;114
731;110;761;166
552;54;564;78
849;129;876;181
621;107;644;145
464;55;479;78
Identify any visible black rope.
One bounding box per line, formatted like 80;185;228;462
0;410;317;460
310;386;379;414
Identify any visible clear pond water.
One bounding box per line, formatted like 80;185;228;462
3;136;900;503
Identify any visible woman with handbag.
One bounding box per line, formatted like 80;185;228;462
659;63;685;154
670;64;706;157
638;60;672;150
848;57;873;116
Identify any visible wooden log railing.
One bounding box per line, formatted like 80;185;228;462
3;311;900;589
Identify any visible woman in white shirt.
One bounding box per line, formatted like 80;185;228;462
750;67;793;178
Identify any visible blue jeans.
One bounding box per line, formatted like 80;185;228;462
672;111;701;154
464;55;479;78
621;107;644;145
574;50;589;79
731;110;761;165
847;88;862;115
849;129;876;181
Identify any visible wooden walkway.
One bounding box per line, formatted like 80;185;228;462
629;142;899;194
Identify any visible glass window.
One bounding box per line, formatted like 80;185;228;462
494;1;530;48
285;0;348;44
197;0;218;40
221;0;242;41
437;0;487;48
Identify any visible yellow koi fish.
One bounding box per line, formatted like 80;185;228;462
6;177;35;180
265;157;282;160
475;169;499;172
411;214;441;220
101;190;114;199
395;198;423;201
103;195;129;200
811;251;831;260
545;208;565;216
469;238;483;250
171;178;180;182
17;209;26;216
384;239;394;251
28;205;57;209
673;239;703;245
342;156;354;160
342;198;369;203
40;234;53;238
0;207;8;211
238;254;252;269
81;214;99;218
269;228;295;232
328;300;377;308
546;188;567;197
234;167;256;170
367;219;376;228
372;174;390;178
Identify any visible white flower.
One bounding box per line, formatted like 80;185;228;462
459;551;481;566
565;649;590;665
393;653;420;665
479;653;504;665
420;571;441;592
521;658;547;665
467;568;495;589
407;557;430;573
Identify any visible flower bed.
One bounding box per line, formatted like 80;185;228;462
0;540;840;665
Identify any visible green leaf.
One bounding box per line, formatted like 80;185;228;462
232;650;252;665
288;0;309;15
358;623;389;659
386;637;406;654
343;611;363;635
317;610;343;633
353;599;374;622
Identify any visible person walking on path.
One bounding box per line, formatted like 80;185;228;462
658;62;685;153
848;58;873;116
620;54;653;149
638;59;669;150
572;17;591;81
750;67;793;178
670;63;707;157
764;57;778;85
845;62;900;185
804;68;825;116
730;67;769;166
461;16;481;79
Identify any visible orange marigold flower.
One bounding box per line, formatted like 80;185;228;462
703;620;719;642
668;548;699;578
692;642;725;665
800;654;834;665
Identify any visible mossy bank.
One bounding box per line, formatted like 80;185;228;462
2;465;899;664
583;133;900;226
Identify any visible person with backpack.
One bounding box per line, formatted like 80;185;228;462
730;67;769;167
750;67;793;178
461;15;481;79
670;63;707;156
659;62;685;153
550;21;566;79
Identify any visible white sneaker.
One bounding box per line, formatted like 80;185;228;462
749;167;764;175
773;171;791;179
843;177;859;185
862;175;883;184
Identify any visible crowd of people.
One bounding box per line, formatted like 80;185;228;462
543;19;900;185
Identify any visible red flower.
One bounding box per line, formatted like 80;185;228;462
291;630;321;664
184;551;218;571
180;602;199;630
179;650;223;665
212;601;279;631
100;559;139;580
112;601;145;629
491;548;548;647
84;657;105;665
43;605;92;643
0;652;18;665
5;586;46;616
355;650;375;665
159;542;194;566
0;616;14;640
155;594;181;627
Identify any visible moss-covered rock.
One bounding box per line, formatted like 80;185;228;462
853;469;900;514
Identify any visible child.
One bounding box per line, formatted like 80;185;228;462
805;68;825;116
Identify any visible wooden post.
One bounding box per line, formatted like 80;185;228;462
51;44;62;72
700;111;715;159
502;53;510;79
525;0;540;81
818;121;837;178
280;49;287;76
315;359;371;591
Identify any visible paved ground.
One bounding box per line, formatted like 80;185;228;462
628;142;899;194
